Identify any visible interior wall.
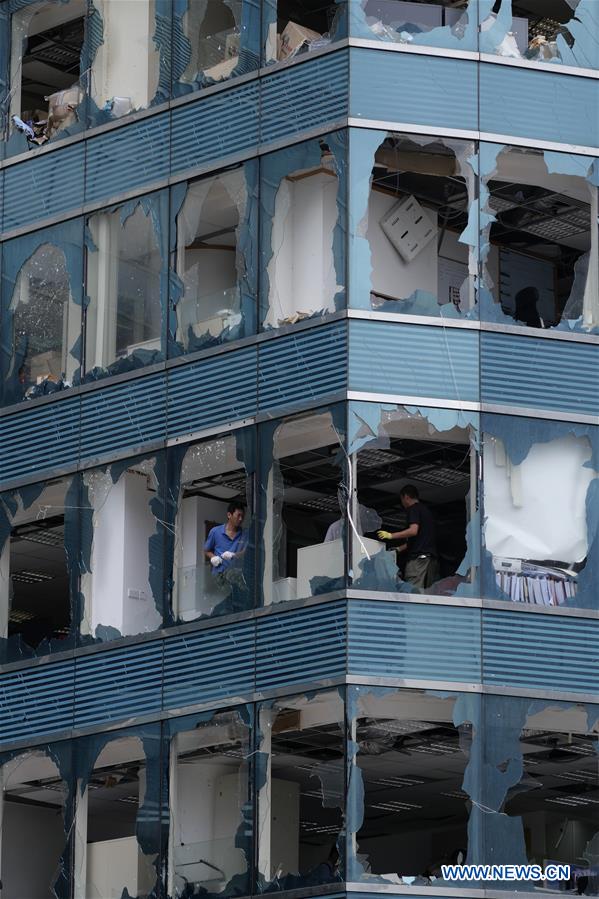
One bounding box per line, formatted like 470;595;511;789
91;0;160;112
1;801;65;899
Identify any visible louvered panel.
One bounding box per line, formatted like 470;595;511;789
85;115;170;204
483;609;599;694
80;374;167;462
0;660;74;744
480;62;599;148
481;332;599;415
350;48;477;131
260;51;348;146
163;621;255;709
256;602;346;691
167;346;257;438
258;323;347;411
74;641;163;728
0;396;80;484
170;82;260;175
349;600;481;683
3;144;85;232
349;320;478;403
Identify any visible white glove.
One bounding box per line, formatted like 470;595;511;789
210;555;222;567
222;551;234;561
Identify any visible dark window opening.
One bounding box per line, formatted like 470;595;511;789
491;0;578;56
357;433;472;591
9;514;70;647
355;692;471;882
488;176;590;328
12;1;86;144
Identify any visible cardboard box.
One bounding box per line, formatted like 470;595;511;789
278;21;322;60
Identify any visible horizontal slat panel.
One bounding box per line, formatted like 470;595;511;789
74;642;163;727
167;346;257;437
170;82;260;175
0;660;74;742
348;600;481;682
3;143;85;232
0;397;80;482
258;323;347;410
80;374;167;460
256;602;346;690
349;320;479;403
350;49;477;131
483;609;599;693
480;62;599;148
260;51;348;145
163;621;255;708
85;116;170;204
481;332;599;415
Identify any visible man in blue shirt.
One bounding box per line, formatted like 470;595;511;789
204;500;247;588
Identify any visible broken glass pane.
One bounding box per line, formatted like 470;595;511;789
74;728;161;899
258;690;345;889
480;0;599;69
177;0;251;87
480;144;598;332
85;197;166;381
8;0;86;150
350;0;476;51
170;431;254;620
349;686;472;886
0;748;70;899
3;242;80;405
483;696;599;890
482;416;599;610
261;407;346;604
80;455;164;642
172;165;256;353
350;403;479;597
167;707;252;899
349;130;477;318
260;134;346;330
264;0;345;64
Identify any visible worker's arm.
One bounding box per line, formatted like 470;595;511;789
378;523;419;541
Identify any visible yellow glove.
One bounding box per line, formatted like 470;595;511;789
377;530;393;540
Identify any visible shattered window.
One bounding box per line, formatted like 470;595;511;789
80;456;164;642
89;0;161;120
484;697;599;890
349;687;472;886
351;0;476;51
0;477;75;660
74;732;160;899
349;131;477;319
262;408;346;604
260;134;346;330
350;403;478;597
264;0;344;64
85;199;164;380
0;748;70;898
8;0;86;147
258;690;345;889
172;165;255;353
483;417;598;609
171;432;254;620
5;242;80;405
480;144;598;332
480;0;599;69
167;708;252;899
178;0;245;86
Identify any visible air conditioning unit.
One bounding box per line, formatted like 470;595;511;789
380;194;436;262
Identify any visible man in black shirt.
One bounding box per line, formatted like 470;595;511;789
377;485;438;589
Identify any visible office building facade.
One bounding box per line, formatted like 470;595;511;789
0;0;598;896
